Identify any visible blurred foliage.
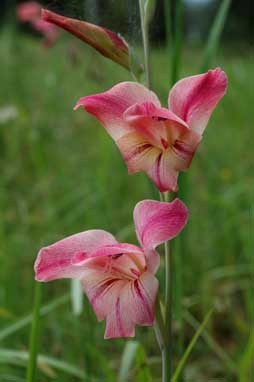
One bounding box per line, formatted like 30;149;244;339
1;0;254;44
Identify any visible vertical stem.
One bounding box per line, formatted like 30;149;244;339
139;0;151;88
171;0;184;359
171;0;183;85
163;0;172;50
139;2;170;381
162;191;173;381
26;282;42;382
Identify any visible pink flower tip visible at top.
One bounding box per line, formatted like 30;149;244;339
75;68;227;192
34;198;188;339
16;2;59;47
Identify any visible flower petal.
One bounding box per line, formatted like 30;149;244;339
168;68;227;134
42;9;130;70
146;151;179;192
123;101;188;148
116;131;161;174
81;267;158;338
119;103;201;192
34;230;117;282
134;198;188;250
74;82;161;140
16;1;41;22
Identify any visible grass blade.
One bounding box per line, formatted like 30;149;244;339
201;0;232;71
118;341;139;382
0;348;97;381
0;294;69;341
26;282;42;382
0;375;25;382
171;0;183;85
183;309;237;374
239;328;254;382
71;279;84;316
172;308;213;381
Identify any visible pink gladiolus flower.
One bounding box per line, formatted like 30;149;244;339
35;199;188;338
16;2;59;47
75;68;227;192
16;1;41;22
41;9;130;70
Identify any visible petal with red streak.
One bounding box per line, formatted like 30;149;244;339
168;68;227;134
134;198;188;250
81;264;158;338
34;230;117;282
74;82;161;140
123;101;188;148
116;131;161;175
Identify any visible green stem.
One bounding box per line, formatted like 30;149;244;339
163;0;172;50
139;0;151;88
161;191;173;381
171;0;184;360
26;282;42;382
139;2;169;380
171;0;183;85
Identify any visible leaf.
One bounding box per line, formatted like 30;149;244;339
172;308;214;382
239;328;254;382
183;309;237;374
144;0;156;28
118;341;139;382
0;294;69;341
201;0;232;71
134;344;152;382
71;279;84;316
0;348;97;380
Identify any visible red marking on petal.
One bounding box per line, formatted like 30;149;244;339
112;253;123;260
173;140;194;160
91;278;116;306
130;268;141;277
72;251;87;264
124;143;151;161
161;138;169;149
134;280;153;322
116;297;124;337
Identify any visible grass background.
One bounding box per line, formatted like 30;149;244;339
0;26;253;381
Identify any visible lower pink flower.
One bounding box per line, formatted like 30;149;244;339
35;199;188;338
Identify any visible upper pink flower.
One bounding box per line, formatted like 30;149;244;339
16;1;41;22
75;68;227;192
35;199;188;338
16;2;59;47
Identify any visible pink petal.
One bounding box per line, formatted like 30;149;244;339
32;19;59;46
34;230;117;282
146;151;180;192
123;101;188;148
134;199;188;250
81;265;158;338
119;102;201;192
16;1;41;22
42;9;130;70
74;82;161;140
116;131;161;174
168;68;227;134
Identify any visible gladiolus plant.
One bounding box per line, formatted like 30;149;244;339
27;2;228;382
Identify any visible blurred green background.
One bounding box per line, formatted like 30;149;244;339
0;1;253;381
